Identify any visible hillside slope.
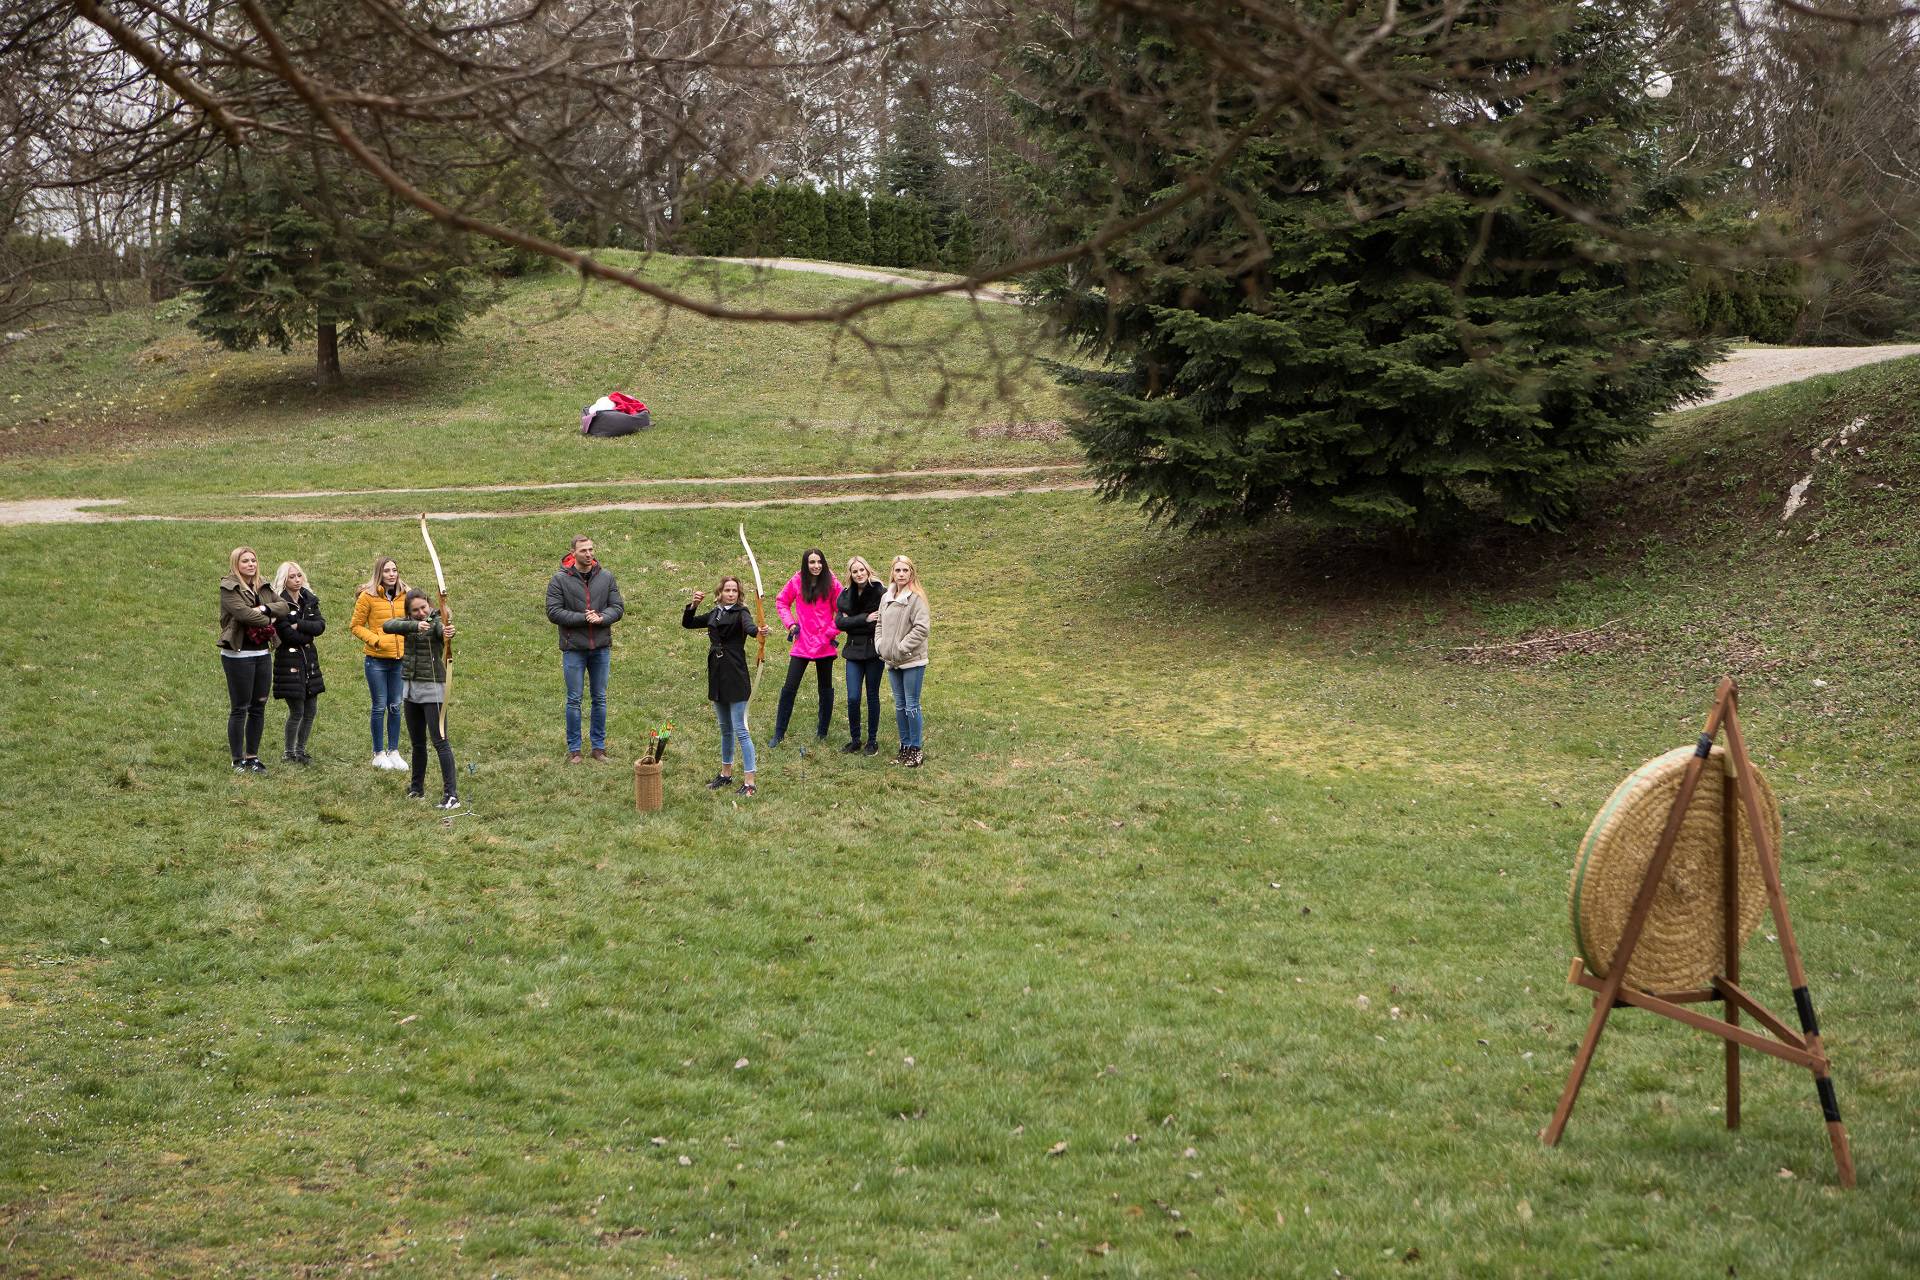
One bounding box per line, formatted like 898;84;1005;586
0;253;1076;500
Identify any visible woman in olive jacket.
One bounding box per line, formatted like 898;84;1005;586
681;575;765;796
833;555;886;756
270;561;327;764
382;589;459;807
218;545;291;773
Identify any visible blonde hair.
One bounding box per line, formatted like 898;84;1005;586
358;555;408;597
272;561;307;597
846;554;875;582
228;546;261;586
890;554;928;604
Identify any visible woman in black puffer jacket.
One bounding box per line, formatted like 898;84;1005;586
833;555;886;756
270;561;327;764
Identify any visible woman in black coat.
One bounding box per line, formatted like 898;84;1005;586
681;574;765;796
833;555;887;756
270;561;327;764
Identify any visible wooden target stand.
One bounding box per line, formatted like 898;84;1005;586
1541;678;1856;1187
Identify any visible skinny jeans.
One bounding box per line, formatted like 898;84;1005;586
844;656;883;744
283;694;319;757
365;656;405;753
713;699;756;772
222;652;271;762
887;664;925;751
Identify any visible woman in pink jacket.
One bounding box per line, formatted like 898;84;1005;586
769;547;842;749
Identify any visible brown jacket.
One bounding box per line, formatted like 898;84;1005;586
218;574;289;652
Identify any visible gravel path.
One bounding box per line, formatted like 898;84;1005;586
713;257;1018;304
1690;344;1920;408
6;342;1918;526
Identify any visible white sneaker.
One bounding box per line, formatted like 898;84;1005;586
381;751;405;770
373;753;389;770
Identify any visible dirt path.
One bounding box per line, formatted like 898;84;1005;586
250;462;1078;501
0;479;1095;526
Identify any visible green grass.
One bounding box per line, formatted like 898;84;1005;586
1;312;1916;1275
0;253;1074;502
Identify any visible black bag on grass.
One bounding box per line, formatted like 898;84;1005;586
583;407;652;438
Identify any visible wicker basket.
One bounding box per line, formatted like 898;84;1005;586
633;759;663;812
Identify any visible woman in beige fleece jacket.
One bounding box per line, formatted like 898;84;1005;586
875;555;931;768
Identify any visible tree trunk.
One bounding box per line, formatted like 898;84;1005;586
316;322;342;386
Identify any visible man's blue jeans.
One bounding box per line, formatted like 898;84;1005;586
562;646;612;752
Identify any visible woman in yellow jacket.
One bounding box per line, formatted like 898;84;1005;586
350;555;410;771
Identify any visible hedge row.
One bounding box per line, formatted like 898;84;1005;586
682;183;976;273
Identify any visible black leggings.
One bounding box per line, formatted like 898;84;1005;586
283;695;319;757
404;701;456;797
774;654;835;740
222;653;271;762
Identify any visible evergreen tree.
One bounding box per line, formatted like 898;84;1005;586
742;185;780;255
1018;2;1716;534
772;184;803;256
867;195;902;267
173;150;494;386
791;184;829;258
879;94;952;212
688;182;738;256
941;212;978;273
844;192;874;266
823;189;851;262
899;200;940;269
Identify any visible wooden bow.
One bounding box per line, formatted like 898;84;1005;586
419;513;452;737
738;522;767;701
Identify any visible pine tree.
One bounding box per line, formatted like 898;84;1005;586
899;200;940;269
793;185;830;259
844;192;874;266
173;149;494;386
771;184;802;256
941;212;978;273
867;195;901;267
688;182;737;256
742;185;779;255
1018;3;1717;534
879;94;951;211
823;189;851;262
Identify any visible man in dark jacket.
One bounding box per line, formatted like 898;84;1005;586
546;535;626;762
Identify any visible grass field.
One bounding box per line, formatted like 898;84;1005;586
0;278;1916;1277
0;253;1074;502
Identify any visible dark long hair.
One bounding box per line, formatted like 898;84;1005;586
798;547;830;603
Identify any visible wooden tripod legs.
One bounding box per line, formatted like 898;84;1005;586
1540;679;1857;1188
